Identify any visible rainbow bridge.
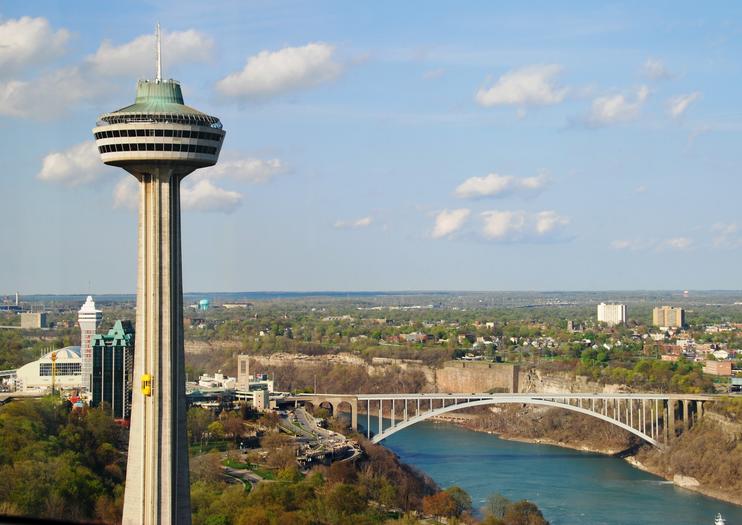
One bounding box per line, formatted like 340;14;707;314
286;392;720;448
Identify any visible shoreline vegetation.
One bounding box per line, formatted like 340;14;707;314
428;401;742;508
0;397;551;525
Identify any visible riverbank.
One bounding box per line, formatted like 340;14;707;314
449;406;742;508
379;419;742;525
624;456;742;507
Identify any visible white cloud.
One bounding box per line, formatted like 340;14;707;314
711;223;742;249
643;58;673;80
200;157;287;183
0;17;70;76
0;66;103;118
481;210;568;241
635;185;648;193
181;179;243;213
586;85;649;126
612;237;693;251
87;29;214;77
334;216;373;229
667;92;701;119
662;237;692;250
610;239;639;251
113;176;139;210
456;174;512;198
216;42;342;99
520;173;549;191
535;210;569;235
454;172;548;199
37;141;103;186
432;209;470;239
475;65;568;107
481;210;526;239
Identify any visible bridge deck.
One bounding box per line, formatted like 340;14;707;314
289;392;722;401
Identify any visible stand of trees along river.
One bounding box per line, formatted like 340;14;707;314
0;398;550;524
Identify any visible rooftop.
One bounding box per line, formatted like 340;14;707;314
98;80;222;128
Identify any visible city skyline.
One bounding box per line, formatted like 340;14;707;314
3;1;742;293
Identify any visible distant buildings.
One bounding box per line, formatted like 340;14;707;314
703;360;732;377
14;347;82;391
653;306;685;328
237;354;250;390
597;303;627;326
78;296;102;391
91;320;134;420
252;389;270;411
197;372;236;389
20;312;47;329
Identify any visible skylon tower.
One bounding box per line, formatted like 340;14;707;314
93;25;225;524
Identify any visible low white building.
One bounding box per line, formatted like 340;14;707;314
197;372;236;390
15;346;83;392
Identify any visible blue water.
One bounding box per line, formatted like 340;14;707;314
362;419;742;525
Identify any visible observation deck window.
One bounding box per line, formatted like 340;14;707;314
97;143;217;155
95;128;222;142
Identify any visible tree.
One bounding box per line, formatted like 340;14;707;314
502;500;549;525
323;483;367;519
445;486;472;516
422;491;458;518
325;460;357;484
484;492;510;519
188;407;215;444
221;411;244;441
190;452;223;484
207;420;226;441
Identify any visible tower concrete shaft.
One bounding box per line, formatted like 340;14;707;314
94;59;224;522
122;169;190;524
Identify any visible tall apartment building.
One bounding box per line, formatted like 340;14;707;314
91;320;135;420
597;303;627;326
652;306;685;328
78;296;102;391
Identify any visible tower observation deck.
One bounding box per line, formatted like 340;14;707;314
93;26;224;525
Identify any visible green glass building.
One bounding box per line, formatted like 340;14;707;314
91;320;135;420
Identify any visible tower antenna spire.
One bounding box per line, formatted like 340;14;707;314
156;22;162;82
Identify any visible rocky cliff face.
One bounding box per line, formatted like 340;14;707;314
518;368;630;394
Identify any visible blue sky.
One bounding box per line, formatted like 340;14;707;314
1;1;741;293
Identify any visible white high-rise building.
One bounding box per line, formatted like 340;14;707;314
597;303;627;326
78;295;102;391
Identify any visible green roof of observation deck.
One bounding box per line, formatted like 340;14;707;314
98;79;222;127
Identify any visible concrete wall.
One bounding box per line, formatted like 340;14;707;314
434;361;519;393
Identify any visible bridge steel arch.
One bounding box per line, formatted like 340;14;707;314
286;393;713;449
369;397;660;446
